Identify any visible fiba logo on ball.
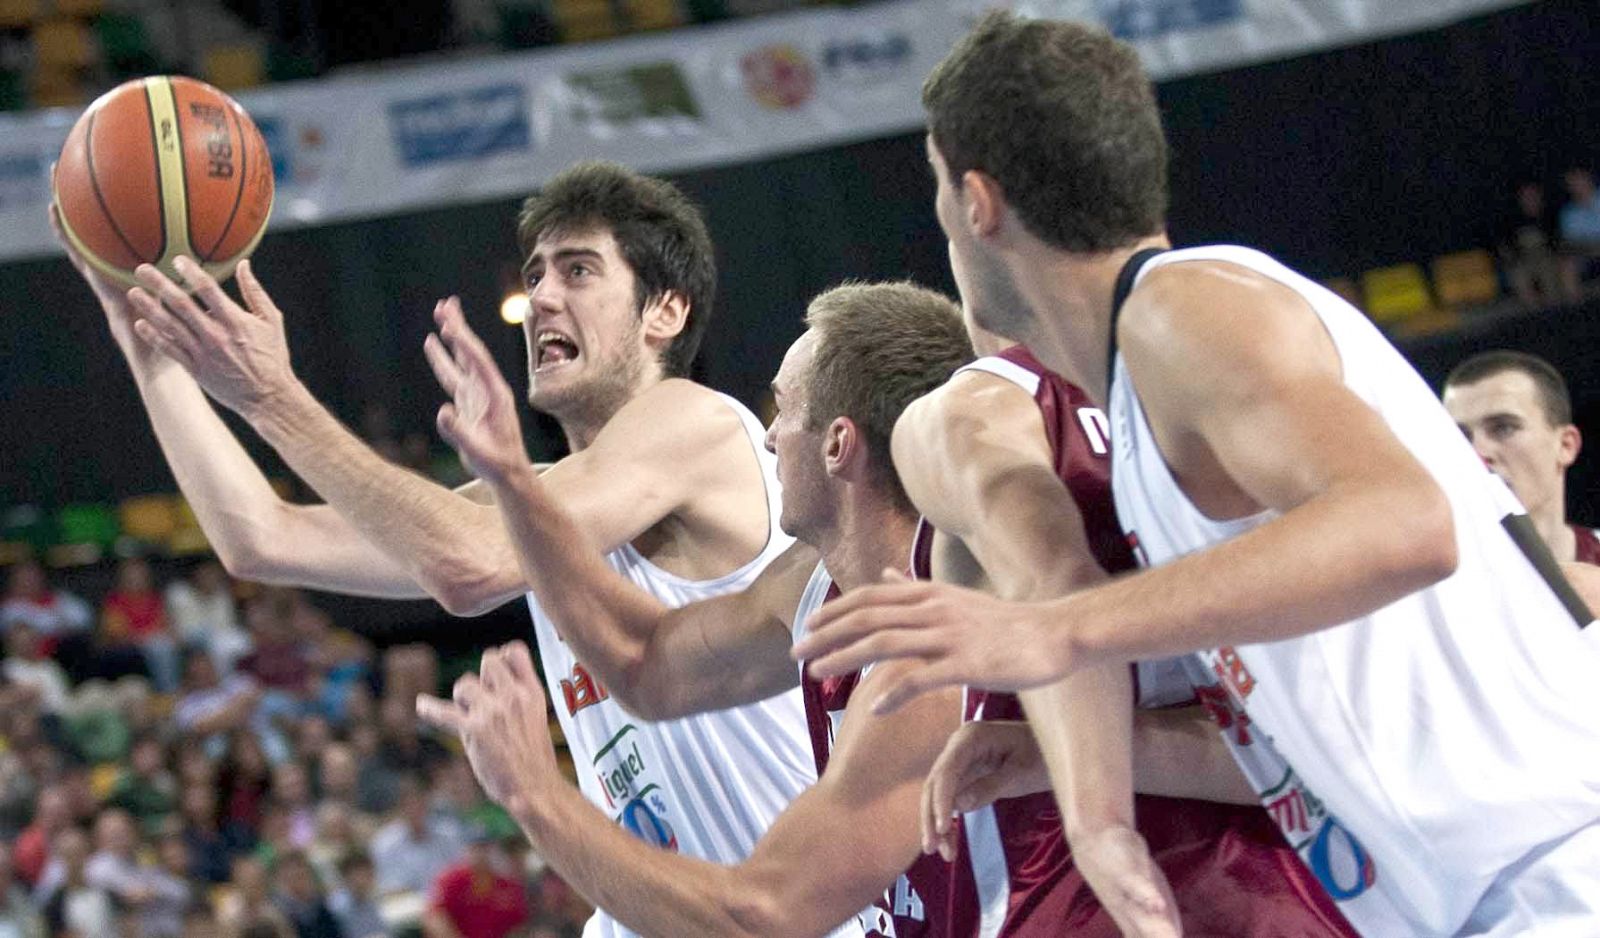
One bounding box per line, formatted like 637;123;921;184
740;44;816;110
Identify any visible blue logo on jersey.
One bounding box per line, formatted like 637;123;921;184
1307;817;1377;901
620;785;678;851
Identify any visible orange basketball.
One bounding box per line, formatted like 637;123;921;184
54;76;274;287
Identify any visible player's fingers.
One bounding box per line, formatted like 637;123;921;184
235;260;281;324
502;642;538;684
134;264;224;343
801;613;938;676
436;404;463;450
127;286;204;358
871;658;962;716
171;255;235;320
415;695;464;735
800;580;931;639
452;673;483;711
424;332;462;397
478;646;504;693
132;318;192;371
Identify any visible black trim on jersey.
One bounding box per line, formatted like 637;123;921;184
1107;247;1168;384
1501;512;1593;628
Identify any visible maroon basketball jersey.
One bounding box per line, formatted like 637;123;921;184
1573;524;1600;566
922;347;1356;937
793;557;952;938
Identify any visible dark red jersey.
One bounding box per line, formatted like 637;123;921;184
921;346;1355;937
1572;524;1600;566
794;553;952;938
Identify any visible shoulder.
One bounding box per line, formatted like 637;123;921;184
896;367;1039;461
603;379;749;454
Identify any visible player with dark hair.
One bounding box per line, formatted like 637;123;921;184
1444;350;1598;564
57;160;816;938
795;12;1600;934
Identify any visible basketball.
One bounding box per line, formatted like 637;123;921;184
53;75;274;287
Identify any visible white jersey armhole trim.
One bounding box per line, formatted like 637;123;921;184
952;357;1041;396
613;391;788;591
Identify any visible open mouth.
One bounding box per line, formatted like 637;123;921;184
535;330;580;372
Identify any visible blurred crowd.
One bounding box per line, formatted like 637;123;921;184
1498;166;1600;306
0;557;590;938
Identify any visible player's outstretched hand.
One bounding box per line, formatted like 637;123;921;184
424;297;530;486
792;570;1076;714
416;641;557;818
1072;826;1181;938
920;721;1050;860
48;199;159;373
125;256;296;418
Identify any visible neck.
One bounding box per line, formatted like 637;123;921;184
1005;234;1170;405
817;493;919;592
552;368;665;453
1533;492;1575;562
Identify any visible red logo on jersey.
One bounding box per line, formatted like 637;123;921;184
560;663;610;716
1213;646;1256;700
1125;531;1150;567
1194;683;1254;746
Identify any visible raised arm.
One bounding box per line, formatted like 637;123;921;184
894;371;1174;934
423;301;805;717
420;641;959;938
52;207;427;599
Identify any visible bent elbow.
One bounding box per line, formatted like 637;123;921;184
1398;481;1458;587
721;889;792;938
423;554;511;617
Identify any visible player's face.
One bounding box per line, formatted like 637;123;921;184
1443;370;1578;516
765;331;833;545
521;228;650;421
928;135;1031;341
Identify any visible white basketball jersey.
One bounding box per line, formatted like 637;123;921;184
1108;245;1600;934
528;393;816;938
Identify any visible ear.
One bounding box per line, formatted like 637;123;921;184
642;291;690;344
961;169;1005;238
822;416;861;480
1559;423;1582;470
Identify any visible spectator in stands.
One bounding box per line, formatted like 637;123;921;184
167;560;251;672
368;778;465;896
1444;349;1600;563
220;855;294;938
175;649;282;762
374;696;449;781
348;722;399;815
292;599;371;727
1;560;93;668
381;644;438;706
327;852;388;938
177;785;236;885
141;832;198;938
421;830;529;938
306;801;363;890
1498;180;1580;305
106;732;178;834
1561;167;1600;263
37;827;113;937
0;842;46;938
2;623;71;716
239;590;317;736
12;788;70;889
84;808;157;906
101;556;180;691
271;761;318;850
218;730;275;843
273;850;341;938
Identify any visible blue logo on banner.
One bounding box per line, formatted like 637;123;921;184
822;33;912;78
388;84;530;167
1098;0;1241;40
255;118;293;184
0;151;47;210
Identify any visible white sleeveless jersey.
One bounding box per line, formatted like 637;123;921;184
527;392;817;938
1108;245;1600;935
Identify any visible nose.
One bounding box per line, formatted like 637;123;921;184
763;421;778;455
526;274;563;316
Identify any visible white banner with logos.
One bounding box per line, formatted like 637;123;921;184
0;0;1527;262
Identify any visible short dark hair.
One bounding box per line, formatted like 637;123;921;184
517;162;717;378
922;11;1168;252
1445;350;1573;426
804;282;974;511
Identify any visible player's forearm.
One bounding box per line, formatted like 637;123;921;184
1132;707;1257;805
244;382;512;613
1061;481;1456;665
1020;666;1134;839
490;467;691;710
512;782;776;938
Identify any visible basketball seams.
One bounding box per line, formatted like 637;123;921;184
85;105;149;266
203;98;249;260
151;77;194;269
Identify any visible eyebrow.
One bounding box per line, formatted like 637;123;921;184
523;247;605;273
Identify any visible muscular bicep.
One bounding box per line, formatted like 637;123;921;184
737;661;962;936
627;543;819;718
